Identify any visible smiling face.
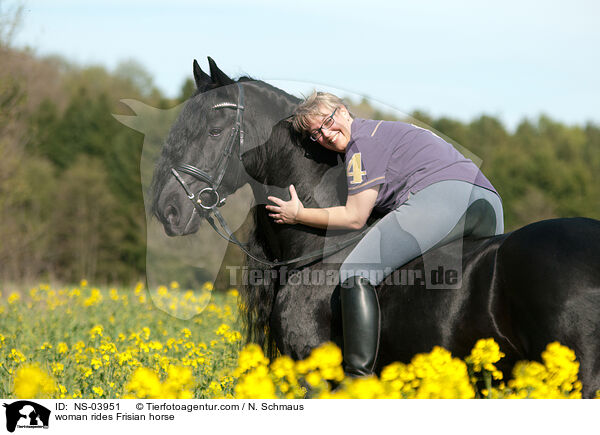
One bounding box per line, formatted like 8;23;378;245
306;105;353;153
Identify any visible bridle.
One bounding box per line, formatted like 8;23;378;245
170;82;371;269
172;83;246;211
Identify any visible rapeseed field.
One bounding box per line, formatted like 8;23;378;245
0;282;594;399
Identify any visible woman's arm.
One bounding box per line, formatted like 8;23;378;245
266;185;379;230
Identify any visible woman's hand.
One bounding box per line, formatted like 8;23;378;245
266;185;304;225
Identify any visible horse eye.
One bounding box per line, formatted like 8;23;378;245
209;128;223;137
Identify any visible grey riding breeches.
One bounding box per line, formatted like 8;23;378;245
339;180;504;286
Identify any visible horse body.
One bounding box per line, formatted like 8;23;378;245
265;213;600;396
152;59;600;397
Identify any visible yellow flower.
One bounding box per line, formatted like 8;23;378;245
126;368;162;399
89;325;104;339
208;381;223;397
380;361;416;395
13;364;56;399
306;342;344;382
162;366;194;399
99;341;117;354
51;362;64;375
466;338;505;373
134;281;144;294
57;384;67;399
234;344;269;376
507;342;582;398
225;330;242;344
84;288;103;307
270;355;296;381
305;371;322;387
8;292;20;304
9;348;26;363
93;386;104;397
234;365;276;399
376;346;475;399
91;358;103;370
542;342;580;395
341;376;387;399
109;288;119;301
215;324;230;336
81;366;93;378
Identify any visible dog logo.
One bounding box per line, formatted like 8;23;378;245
3;401;51;432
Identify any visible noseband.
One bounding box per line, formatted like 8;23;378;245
171;83;372;269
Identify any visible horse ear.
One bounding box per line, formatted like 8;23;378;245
207;56;234;86
193;59;212;91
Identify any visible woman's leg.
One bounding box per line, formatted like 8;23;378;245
337;180;503;376
340;180;502;286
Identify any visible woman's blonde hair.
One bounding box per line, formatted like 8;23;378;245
292;91;347;134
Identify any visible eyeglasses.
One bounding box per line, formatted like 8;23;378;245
309;108;337;142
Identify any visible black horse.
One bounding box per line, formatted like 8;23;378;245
152;58;600;397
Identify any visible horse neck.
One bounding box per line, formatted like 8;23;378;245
235;81;299;182
243;80;299;126
246;128;348;263
236;81;350;263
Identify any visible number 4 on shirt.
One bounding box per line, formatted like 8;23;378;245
347;153;367;184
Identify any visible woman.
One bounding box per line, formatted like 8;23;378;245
266;91;504;377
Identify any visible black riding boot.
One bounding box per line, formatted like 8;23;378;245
340;276;381;377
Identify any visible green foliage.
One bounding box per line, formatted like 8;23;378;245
0;154;57;282
113;59;157;99
48;156;128;282
31;89;119;168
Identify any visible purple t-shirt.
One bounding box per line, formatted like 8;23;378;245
345;118;499;213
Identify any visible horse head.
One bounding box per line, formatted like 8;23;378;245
151;57;299;236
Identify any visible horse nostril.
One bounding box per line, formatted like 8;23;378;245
165;205;180;227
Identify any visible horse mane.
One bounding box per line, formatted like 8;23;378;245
240;120;345;359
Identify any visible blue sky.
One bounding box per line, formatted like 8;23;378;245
14;0;600;130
